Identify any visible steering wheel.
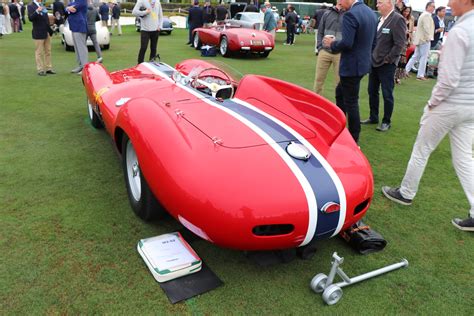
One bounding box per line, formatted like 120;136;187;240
190;67;234;99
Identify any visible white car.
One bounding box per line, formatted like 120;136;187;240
60;20;110;51
228;12;264;30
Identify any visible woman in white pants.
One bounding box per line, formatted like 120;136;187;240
382;0;474;232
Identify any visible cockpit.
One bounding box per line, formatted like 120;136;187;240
171;66;237;100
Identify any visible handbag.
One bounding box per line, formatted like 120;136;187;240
340;220;387;255
200;45;217;57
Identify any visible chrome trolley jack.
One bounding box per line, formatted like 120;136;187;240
310;252;408;305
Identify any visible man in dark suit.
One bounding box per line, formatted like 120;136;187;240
323;0;377;144
53;0;66;26
187;0;203;45
215;1;228;22
431;6;446;49
27;0;55;76
244;0;259;13
99;2;109;27
202;0;215;27
9;0;21;32
362;0;406;132
284;5;298;45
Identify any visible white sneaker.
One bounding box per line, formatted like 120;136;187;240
71;67;82;73
97;57;103;63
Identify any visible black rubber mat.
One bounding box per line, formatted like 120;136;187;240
159;262;223;304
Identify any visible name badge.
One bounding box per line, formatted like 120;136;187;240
382;28;390;34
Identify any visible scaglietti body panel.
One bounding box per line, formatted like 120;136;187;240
83;59;373;250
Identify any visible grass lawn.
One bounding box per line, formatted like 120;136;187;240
0;24;472;314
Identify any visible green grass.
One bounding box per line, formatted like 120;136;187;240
1;25;472;314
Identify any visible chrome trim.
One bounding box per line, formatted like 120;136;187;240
286;142;312;161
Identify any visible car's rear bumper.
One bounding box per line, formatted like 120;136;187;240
240;46;273;52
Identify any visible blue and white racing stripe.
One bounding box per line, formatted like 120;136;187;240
143;62;346;245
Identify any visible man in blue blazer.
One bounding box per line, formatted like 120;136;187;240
323;0;377;144
66;0;88;74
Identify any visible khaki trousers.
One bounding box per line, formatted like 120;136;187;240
111;18;121;35
313;49;341;96
34;35;52;72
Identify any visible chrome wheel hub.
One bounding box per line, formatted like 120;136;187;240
126;141;141;201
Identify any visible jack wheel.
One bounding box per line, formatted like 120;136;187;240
310;273;328;294
322;284;343;305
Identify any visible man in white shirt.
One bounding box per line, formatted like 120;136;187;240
404;1;435;80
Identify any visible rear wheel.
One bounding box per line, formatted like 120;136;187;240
220;36;230;57
193;32;201;49
87;98;103;129
122;135;166;221
103;44;110;50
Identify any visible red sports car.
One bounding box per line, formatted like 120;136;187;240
83;59;373;251
192;24;274;58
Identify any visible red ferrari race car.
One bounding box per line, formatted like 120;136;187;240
192;24;274;58
83;59;373;251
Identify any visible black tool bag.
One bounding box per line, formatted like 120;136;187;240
340;220;387;255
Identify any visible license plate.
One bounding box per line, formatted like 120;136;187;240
251;40;264;46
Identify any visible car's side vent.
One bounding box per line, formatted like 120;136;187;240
253;224;294;236
354;199;370;215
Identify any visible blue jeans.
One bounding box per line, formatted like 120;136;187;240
368;63;396;124
336;76;363;143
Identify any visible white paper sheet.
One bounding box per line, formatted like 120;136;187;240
141;234;198;272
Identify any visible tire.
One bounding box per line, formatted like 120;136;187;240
103;44;110;50
322;285;343;305
261;51;270;58
310;273;328;293
220;36;230;57
122;135;166;221
87;98;103;129
63;36;74;51
166;31;172;35
193;32;201;49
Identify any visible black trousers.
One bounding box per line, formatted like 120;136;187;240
286;24;295;44
138;31;159;64
335;76;363;143
368;63;396;124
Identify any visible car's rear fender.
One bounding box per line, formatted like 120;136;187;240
83;63;114;132
235;75;346;146
83;63;113;103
